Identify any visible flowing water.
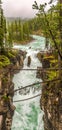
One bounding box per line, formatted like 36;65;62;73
12;35;45;130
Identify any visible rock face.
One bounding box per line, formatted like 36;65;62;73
27;56;31;67
40;82;62;130
0;50;26;130
37;51;62;130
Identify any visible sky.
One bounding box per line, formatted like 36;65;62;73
2;0;50;18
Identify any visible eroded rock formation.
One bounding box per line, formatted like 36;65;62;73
37;51;62;130
0;50;26;130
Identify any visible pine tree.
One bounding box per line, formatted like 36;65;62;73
20;22;23;41
0;0;7;51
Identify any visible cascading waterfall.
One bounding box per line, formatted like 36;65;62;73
12;35;45;130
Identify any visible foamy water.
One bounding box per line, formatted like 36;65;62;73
12;35;45;130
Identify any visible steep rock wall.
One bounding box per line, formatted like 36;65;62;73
37;51;62;130
0;50;26;130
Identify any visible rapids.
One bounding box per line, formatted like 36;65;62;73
12;35;45;130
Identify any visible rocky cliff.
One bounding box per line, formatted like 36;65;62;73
0;50;26;130
37;51;62;130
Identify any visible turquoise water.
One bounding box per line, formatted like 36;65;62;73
12;35;45;130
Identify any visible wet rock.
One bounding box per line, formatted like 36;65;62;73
27;56;31;67
42;59;50;68
37;52;44;62
36;67;47;80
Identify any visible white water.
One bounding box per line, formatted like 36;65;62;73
12;35;45;130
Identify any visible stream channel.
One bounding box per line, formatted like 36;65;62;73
12;35;45;130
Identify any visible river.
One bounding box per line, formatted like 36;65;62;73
12;35;45;130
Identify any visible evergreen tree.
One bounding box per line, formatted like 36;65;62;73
0;0;7;51
23;22;29;40
20;22;23;41
8;31;13;49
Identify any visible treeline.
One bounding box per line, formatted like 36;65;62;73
7;17;42;44
0;0;62;59
0;0;41;51
8;20;30;44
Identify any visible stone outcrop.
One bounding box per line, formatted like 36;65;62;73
40;82;62;130
36;51;62;130
0;50;26;130
27;56;31;67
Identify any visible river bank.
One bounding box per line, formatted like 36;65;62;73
13;36;34;45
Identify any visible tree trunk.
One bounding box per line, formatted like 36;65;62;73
58;0;62;75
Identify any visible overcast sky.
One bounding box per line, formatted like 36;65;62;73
2;0;50;18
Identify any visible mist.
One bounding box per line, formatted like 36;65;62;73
2;0;50;18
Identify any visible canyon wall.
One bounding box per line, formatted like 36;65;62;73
37;51;62;130
0;50;26;130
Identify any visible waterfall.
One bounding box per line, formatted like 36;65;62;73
12;35;45;130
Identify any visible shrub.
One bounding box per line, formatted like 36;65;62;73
0;55;10;67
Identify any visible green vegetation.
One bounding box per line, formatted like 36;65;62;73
0;0;62;74
7;52;15;58
32;0;62;90
0;50;18;68
32;0;62;59
7;20;30;44
47;71;57;80
7;16;43;44
43;55;54;60
0;55;10;67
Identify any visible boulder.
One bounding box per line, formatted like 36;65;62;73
27;56;31;67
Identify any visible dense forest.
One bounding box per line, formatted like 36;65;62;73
0;0;62;55
1;17;42;45
0;0;62;69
